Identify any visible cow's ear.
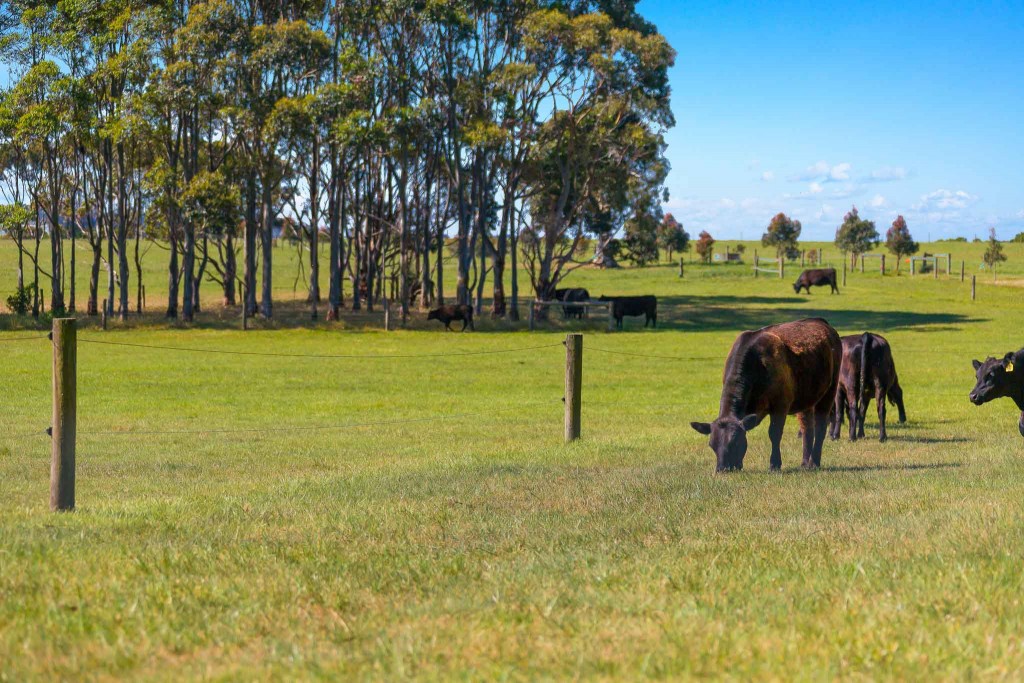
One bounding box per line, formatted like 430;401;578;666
740;414;760;431
690;421;712;435
972;359;982;371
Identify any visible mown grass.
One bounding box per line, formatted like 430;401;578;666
2;240;1024;680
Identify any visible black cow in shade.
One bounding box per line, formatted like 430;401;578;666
830;332;907;442
691;318;842;472
427;304;475;331
598;295;657;329
554;288;590;319
793;268;839;294
970;348;1024;437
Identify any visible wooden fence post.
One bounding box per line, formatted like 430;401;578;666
881;254;886;275
383;297;391;331
972;275;976;301
934;258;938;280
911;259;916;276
678;257;684;278
801;250;805;267
528;301;535;332
779;258;784;279
860;255;865;273
753;249;758;278
961;260;965;283
564;333;582;442
50;318;76;511
101;299;107;330
141;284;146;312
842;260;847;288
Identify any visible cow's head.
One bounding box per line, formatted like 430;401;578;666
792;280;802;294
691;414;759;472
970;354;1019;405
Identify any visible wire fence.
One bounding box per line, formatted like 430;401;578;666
0;335;49;343
587;345;719;361
77;337;563;358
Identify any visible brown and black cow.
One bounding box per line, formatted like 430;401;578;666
970;348;1024;437
830;332;907;442
793;268;840;295
598;295;657;329
427;304;475;331
691;318;842;472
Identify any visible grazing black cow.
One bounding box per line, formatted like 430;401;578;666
553;288;590;319
597;295;657;329
969;348;1024;437
830;333;907;442
793;268;839;294
691;318;841;472
426;304;475;331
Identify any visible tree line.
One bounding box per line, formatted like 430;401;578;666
0;0;674;321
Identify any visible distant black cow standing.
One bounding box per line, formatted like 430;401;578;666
793;268;839;294
830;332;907;442
426;304;475;331
554;288;590;319
598;295;657;329
969;348;1024;437
691;318;842;472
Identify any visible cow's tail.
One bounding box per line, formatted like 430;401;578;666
856;332;871;429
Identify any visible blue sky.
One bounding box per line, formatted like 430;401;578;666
639;0;1024;240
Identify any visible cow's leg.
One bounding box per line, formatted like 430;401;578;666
830;386;845;440
876;385;888;442
1019;412;1024;438
857;395;869;439
811;402;830;467
889;380;907;423
768;412;786;470
798;411;816;468
847;393;859;442
445;322;452;331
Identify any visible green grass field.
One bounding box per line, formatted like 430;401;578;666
2;240;1024;679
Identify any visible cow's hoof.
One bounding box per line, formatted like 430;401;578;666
769;465;782;472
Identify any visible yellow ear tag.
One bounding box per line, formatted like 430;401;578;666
1007;361;1015;373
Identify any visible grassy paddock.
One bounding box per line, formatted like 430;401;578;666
2;244;1024;679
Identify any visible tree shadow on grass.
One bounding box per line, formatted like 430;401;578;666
646;294;985;335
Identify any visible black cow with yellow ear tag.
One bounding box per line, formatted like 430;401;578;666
969;348;1024;437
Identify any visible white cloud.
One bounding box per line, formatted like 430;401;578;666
1016;209;1024;219
791;160;852;182
808;182;823;195
869;166;908;182
760;171;775;182
915;189;978;211
829;163;851;181
869;194;887;208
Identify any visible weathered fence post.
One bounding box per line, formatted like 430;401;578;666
779;258;784;279
564;333;582;442
50;318;76;511
934;258;938;280
678;257;684;278
881;254;886;275
101;299;107;330
753;249;759;278
528;302;536;332
860;255;865;273
141;284;146;312
842;260;847;287
961;260;965;283
383;297;391;331
972;275;976;300
911;259;916;276
801;250;805;267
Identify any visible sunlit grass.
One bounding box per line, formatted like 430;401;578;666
2;241;1024;679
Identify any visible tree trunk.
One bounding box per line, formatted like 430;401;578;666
260;178;273;318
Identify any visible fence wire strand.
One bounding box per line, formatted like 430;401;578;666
0;335;48;343
587;346;719;361
79;337;562;359
2;399;559;441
